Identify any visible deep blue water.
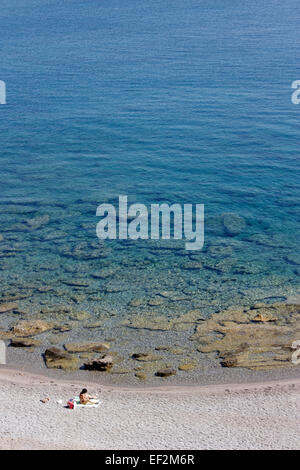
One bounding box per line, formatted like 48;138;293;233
0;0;299;365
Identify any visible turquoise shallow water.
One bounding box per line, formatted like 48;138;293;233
0;0;299;379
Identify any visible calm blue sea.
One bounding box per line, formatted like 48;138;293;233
0;0;299;372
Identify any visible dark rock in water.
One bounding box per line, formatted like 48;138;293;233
44;347;79;371
155;368;177;377
84;355;113;371
222;213;246;237
10;337;41;348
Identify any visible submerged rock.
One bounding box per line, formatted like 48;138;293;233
178;362;196;371
83;321;103;329
124;313;174;331
10;337;41;348
135;372;147;380
124;309;203;333
128;298;145;307
191;302;300;370
148;297;165;306
92;267;118;279
68;311;91;321
64;342;110;353
132;353;161;362
0;331;13;340
182;261;203;270
222;213;246;237
286;253;300;265
44;347;79;371
13;215;50;232
0;302;18;313
11;320;54;337
252;313;276;323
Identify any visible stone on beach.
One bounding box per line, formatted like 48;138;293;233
83;355;113;371
155;368;177;377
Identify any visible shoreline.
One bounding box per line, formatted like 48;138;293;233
2;365;300;394
1;363;300;393
2;298;300;388
1;366;300;449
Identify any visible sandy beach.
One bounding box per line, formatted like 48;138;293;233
0;367;299;450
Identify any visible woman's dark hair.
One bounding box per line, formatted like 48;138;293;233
81;388;87;394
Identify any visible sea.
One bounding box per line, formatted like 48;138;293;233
0;0;299;382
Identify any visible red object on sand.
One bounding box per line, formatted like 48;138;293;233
67;399;74;409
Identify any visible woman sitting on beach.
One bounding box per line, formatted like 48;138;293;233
79;388;98;405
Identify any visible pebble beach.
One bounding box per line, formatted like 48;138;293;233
1;368;300;450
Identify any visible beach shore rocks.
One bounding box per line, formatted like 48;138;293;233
10;338;41;348
64;342;110;353
191;302;300;370
132;353;161;362
135;372;147;380
178;362;197;371
124;309;205;332
83;355;113;371
44;347;79;371
156;368;177;377
11;320;55;337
